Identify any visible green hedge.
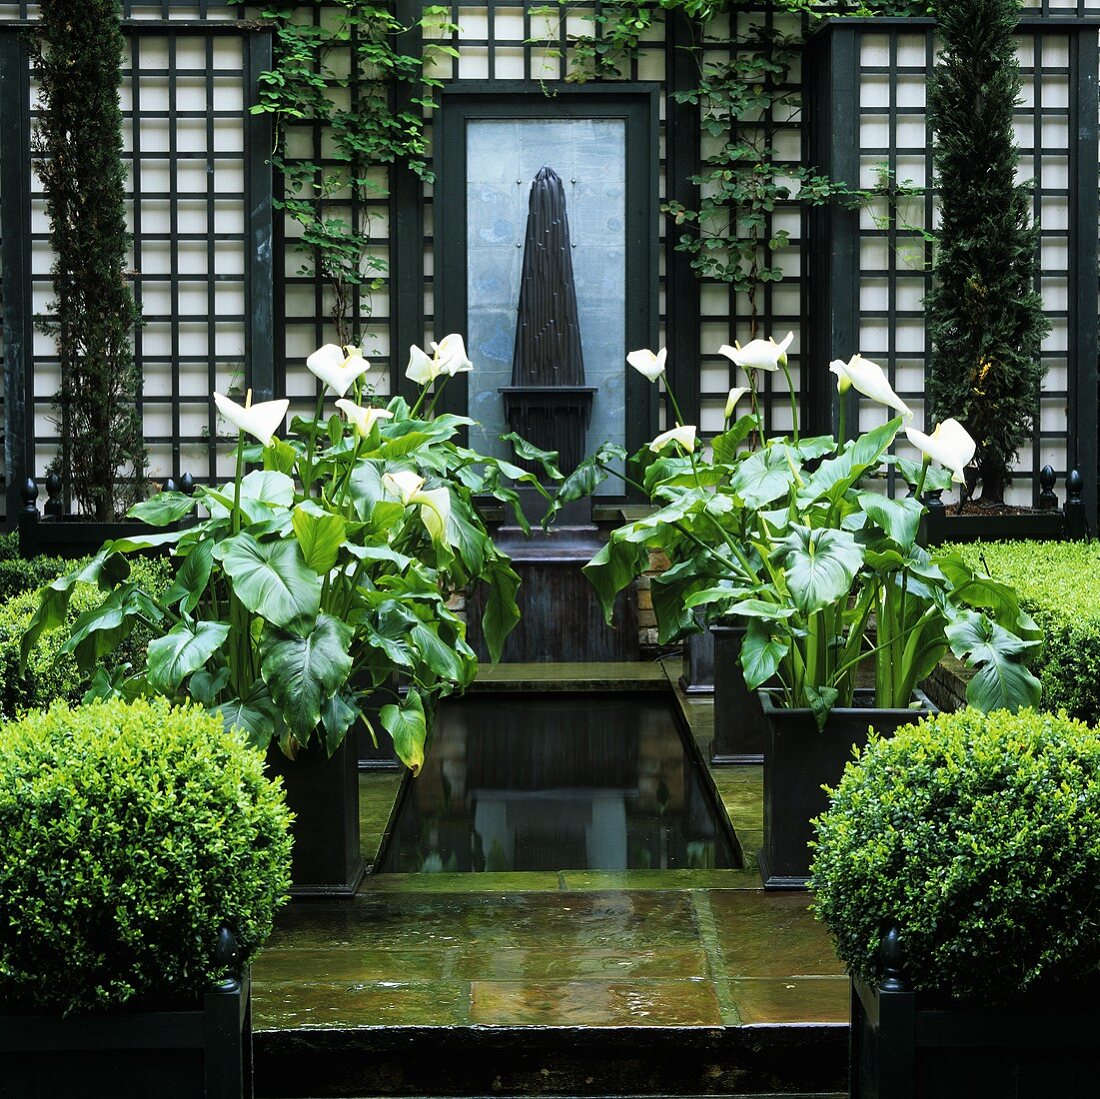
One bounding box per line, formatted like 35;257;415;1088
945;541;1100;723
0;531;84;603
0;555;171;719
811;708;1100;1000
0;697;292;1013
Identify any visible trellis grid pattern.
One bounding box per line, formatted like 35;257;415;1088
0;9;271;520
806;15;1098;516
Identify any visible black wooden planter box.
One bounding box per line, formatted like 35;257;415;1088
0;973;251;1099
266;739;364;898
709;622;768;764
679;617;715;695
758;690;935;890
851;974;1100;1098
921;506;1067;546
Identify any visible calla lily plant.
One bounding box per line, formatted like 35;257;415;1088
555;339;1041;726
23;337;560;771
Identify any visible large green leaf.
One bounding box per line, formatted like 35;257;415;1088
260;613;355;744
711;415;757;465
411;621;474;686
857;491;924;548
740;617;790;690
215;532;322;631
320;691;361;756
146;620;230;693
217;681;278;750
583;539;650;624
731;444;799;509
62;584;163;672
798;418;902;505
292;500;347;574
381;688;428;775
241;469;296;507
502;431;563;480
167;538;215;614
127;491;197;526
481;558;520;664
945;611;1042;712
774;525;864;616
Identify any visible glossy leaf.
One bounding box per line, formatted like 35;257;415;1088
260;613;355;743
216;532;322;631
381;688;428;776
127;491;196;526
147;620;231;693
292;500;347;575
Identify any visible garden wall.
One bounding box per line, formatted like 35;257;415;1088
0;0;1096;528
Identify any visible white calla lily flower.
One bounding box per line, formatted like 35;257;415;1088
627;347;667;383
829;354;911;419
306;343;371;398
406;334;473;385
649;424;697;454
335;399;393;438
718;331;794;373
413;486;452;545
724;386;749;420
406;344;438;385
431;334;473;377
383;470;426;505
905;418;977;485
213;390;289;449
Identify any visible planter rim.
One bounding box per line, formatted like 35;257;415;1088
757;687;935;724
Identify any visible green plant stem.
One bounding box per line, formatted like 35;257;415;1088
300;391;327;496
231;431;246;536
779;359;799;444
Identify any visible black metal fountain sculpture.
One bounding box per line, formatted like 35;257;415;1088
465;165;637;662
500;166;594;478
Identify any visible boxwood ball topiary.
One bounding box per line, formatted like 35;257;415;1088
811;708;1100;1002
0;697;293;1014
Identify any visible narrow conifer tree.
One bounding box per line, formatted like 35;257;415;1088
925;0;1049;503
33;0;146;520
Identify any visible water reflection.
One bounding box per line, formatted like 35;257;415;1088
378;693;736;873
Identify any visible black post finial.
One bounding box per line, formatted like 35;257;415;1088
21;478;38;512
180;472;195;497
923;487;945;511
44;472;64;518
164;476;177;493
1038;465;1057;510
215;926;240;972
878;926;910;993
1065;468;1087;541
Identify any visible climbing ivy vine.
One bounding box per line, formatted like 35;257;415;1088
543;0;929;334
232;1;458;347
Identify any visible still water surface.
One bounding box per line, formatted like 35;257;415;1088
378;693;738;873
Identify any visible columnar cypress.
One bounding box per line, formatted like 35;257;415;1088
33;0;146;520
925;0;1049;503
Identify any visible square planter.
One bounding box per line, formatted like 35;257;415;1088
709;622;768;764
0;973;251;1099
679;615;715;695
758;689;935;890
266;738;364;898
851;973;1100;1098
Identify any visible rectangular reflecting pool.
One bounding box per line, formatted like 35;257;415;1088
377;691;741;873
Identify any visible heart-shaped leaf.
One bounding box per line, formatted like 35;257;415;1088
216;532;322;631
260;613;355;745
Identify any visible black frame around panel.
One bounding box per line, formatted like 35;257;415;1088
433;82;660;491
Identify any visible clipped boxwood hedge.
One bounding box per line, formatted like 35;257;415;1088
0;531;83;603
811;708;1100;1001
0;697;293;1014
945;540;1100;723
0;555;171;720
